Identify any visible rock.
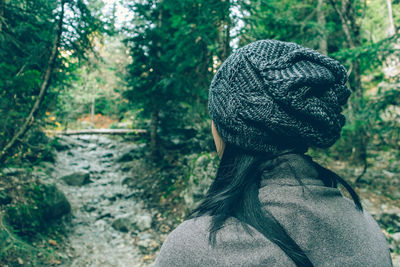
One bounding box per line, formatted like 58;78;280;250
40;151;56;163
97;212;112;220
122;177;135;187
61;172;90;186
5;183;70;237
392;232;400;244
102;152;114;158
117;144;146;163
2;168;27;176
106;143;116;149
120;162;135;172
82;165;90;170
117;153;134;163
137;232;158;250
53;139;71;151
87;144;97;151
392;190;400;200
84;205;96;213
163;136;186;149
111;212;152;233
111;217;130;232
393;256;400;267
38;161;55;172
183;153;218;210
103;192;118;202
137;237;152;248
361;199;378;215
0;191;12;205
42;184;71;220
135;214;152;231
77;136;92;143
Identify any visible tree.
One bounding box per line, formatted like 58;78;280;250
124;0;232;159
386;0;396;37
0;0;66;163
0;0;102;165
317;0;328;54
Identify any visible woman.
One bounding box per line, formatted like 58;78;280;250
155;40;392;266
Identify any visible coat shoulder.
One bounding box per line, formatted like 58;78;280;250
154;216;215;266
154;215;295;267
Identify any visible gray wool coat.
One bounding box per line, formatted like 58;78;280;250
154;153;393;266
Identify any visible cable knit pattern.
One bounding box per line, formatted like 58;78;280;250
208;39;351;153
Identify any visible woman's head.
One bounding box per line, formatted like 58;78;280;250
208;39;350;156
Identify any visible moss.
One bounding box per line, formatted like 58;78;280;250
0;213;61;266
4;183;70;242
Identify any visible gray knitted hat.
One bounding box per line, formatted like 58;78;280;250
208;39;351;154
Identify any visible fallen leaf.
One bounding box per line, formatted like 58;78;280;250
48;239;58;246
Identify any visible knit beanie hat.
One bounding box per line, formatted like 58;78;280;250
208;39;351;155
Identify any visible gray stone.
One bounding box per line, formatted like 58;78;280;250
137;238;152;248
183;153;218;210
82;165;91;170
88;144;97;151
53;139;71;151
111;217;130;232
0;191;12;205
111;212;152;233
103;192;118;202
117;144;146;163
42;184;71;220
392;255;400;267
38;161;55;173
392;232;400;243
2;168;27;176
120;162;134;172
122;177;135;187
61;172;90;186
102;152;114;158
134;214;152;231
117;153;134;163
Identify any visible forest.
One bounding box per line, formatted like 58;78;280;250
0;0;399;266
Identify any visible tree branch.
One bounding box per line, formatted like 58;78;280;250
0;0;66;164
328;0;355;47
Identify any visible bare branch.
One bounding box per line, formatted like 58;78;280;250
328;0;355;47
0;0;66;163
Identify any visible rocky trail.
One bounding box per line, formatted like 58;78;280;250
25;134;400;266
39;135;157;266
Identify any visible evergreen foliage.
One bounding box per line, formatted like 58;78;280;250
0;0;102;165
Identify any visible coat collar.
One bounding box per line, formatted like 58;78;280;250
258;153;324;187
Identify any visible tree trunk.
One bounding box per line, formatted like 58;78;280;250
222;19;231;61
0;0;4;32
386;0;396;37
91;97;95;123
317;0;328;55
149;1;163;160
150;104;159;160
328;0;367;166
329;0;355;48
0;0;66;164
220;1;231;61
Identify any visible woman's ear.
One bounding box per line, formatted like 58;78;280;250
211;121;226;159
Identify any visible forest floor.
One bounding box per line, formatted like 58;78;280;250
1;133;399;266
